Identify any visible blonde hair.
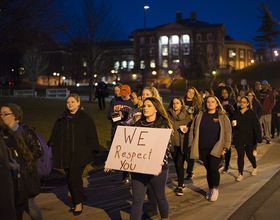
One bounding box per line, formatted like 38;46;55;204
67;94;81;104
183;86;202;111
143;86;163;103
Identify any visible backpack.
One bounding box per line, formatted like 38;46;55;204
17;125;52;179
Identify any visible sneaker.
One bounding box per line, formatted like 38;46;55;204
236;174;243;182
120;177;130;184
174;185;185;192
186;173;194;180
176;187;184;196
205;189;213;200
266;140;271;144
251;168;257;176
221;168;229;174
253;150;257;156
210;188;219;202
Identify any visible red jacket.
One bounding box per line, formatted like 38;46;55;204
256;89;275;115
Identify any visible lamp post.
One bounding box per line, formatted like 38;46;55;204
168;70;173;93
143;5;149;88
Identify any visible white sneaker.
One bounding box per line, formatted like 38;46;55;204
210;188;219;202
251;168;257;176
205;189;213;200
236;174;243;182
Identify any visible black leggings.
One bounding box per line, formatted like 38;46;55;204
130;169;169;220
235;144;256;175
64;166;88;207
171;146;187;187
199;149;221;189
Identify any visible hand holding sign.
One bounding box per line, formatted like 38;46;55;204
105;126;171;175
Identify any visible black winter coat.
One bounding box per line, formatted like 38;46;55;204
251;99;262;119
232;109;262;146
49;107;100;169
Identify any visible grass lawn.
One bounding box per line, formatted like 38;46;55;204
0;97;112;179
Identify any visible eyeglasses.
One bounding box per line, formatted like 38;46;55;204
0;113;13;117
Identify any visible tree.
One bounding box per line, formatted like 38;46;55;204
21;48;49;98
66;0;123;102
253;3;280;61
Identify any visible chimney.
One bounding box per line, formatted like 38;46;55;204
191;12;196;20
176;10;182;21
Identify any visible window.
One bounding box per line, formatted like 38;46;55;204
150;37;155;44
122;61;127;69
150;48;155;56
229;61;234;67
229;50;235;58
207;33;212;41
140;48;144;58
182;34;190;43
140;37;145;45
128;61;134;70
140;61;145;69
114;61;119;70
172;46;179;55
160;36;168;45
83;61;87;67
173;60;180;63
240;50;244;58
162;46;168;56
163;60;168;68
150;60;156;68
196;34;202;41
207;45;213;54
183;46;189;55
170;35;179;44
240;61;244;69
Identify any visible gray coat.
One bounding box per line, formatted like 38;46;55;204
189;111;232;159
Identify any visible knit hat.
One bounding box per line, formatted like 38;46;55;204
261;80;268;85
1;103;23;122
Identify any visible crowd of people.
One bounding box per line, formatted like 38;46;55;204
1;78;278;220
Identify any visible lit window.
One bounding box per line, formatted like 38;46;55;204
140;61;145;69
150;48;155;56
122;61;127;69
183;46;189;55
128;61;134;70
140;37;145;45
173;60;180;63
150;37;155;44
163;60;168;68
83;61;87;67
161;36;168;45
240;50;244;58
171;35;179;44
114;61;119;70
196;34;202;41
162;46;168;56
182;34;190;43
150;60;156;68
240;61;244;69
173;47;179;55
207;45;213;54
207;33;212;41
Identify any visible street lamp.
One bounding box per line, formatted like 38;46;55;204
143;5;149;88
251;60;255;64
212;71;216;76
168;70;173;93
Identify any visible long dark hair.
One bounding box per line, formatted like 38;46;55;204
167;97;185;112
138;97;172;129
240;96;252;109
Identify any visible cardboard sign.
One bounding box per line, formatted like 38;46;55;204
105;126;172;175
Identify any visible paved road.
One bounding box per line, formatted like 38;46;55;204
23;137;280;220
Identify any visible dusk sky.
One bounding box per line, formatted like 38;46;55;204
68;0;280;48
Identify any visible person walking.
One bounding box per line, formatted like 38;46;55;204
271;88;280;138
183;86;202;179
48;94;100;216
232;96;262;182
1;103;43;220
167;97;191;196
130;97;171;220
189;95;231;202
256;80;275;144
95;78;108;111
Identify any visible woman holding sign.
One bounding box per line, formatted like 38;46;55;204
167;97;191;196
131;97;172;220
189;95;231;202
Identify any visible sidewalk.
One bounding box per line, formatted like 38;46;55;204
23;137;280;220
